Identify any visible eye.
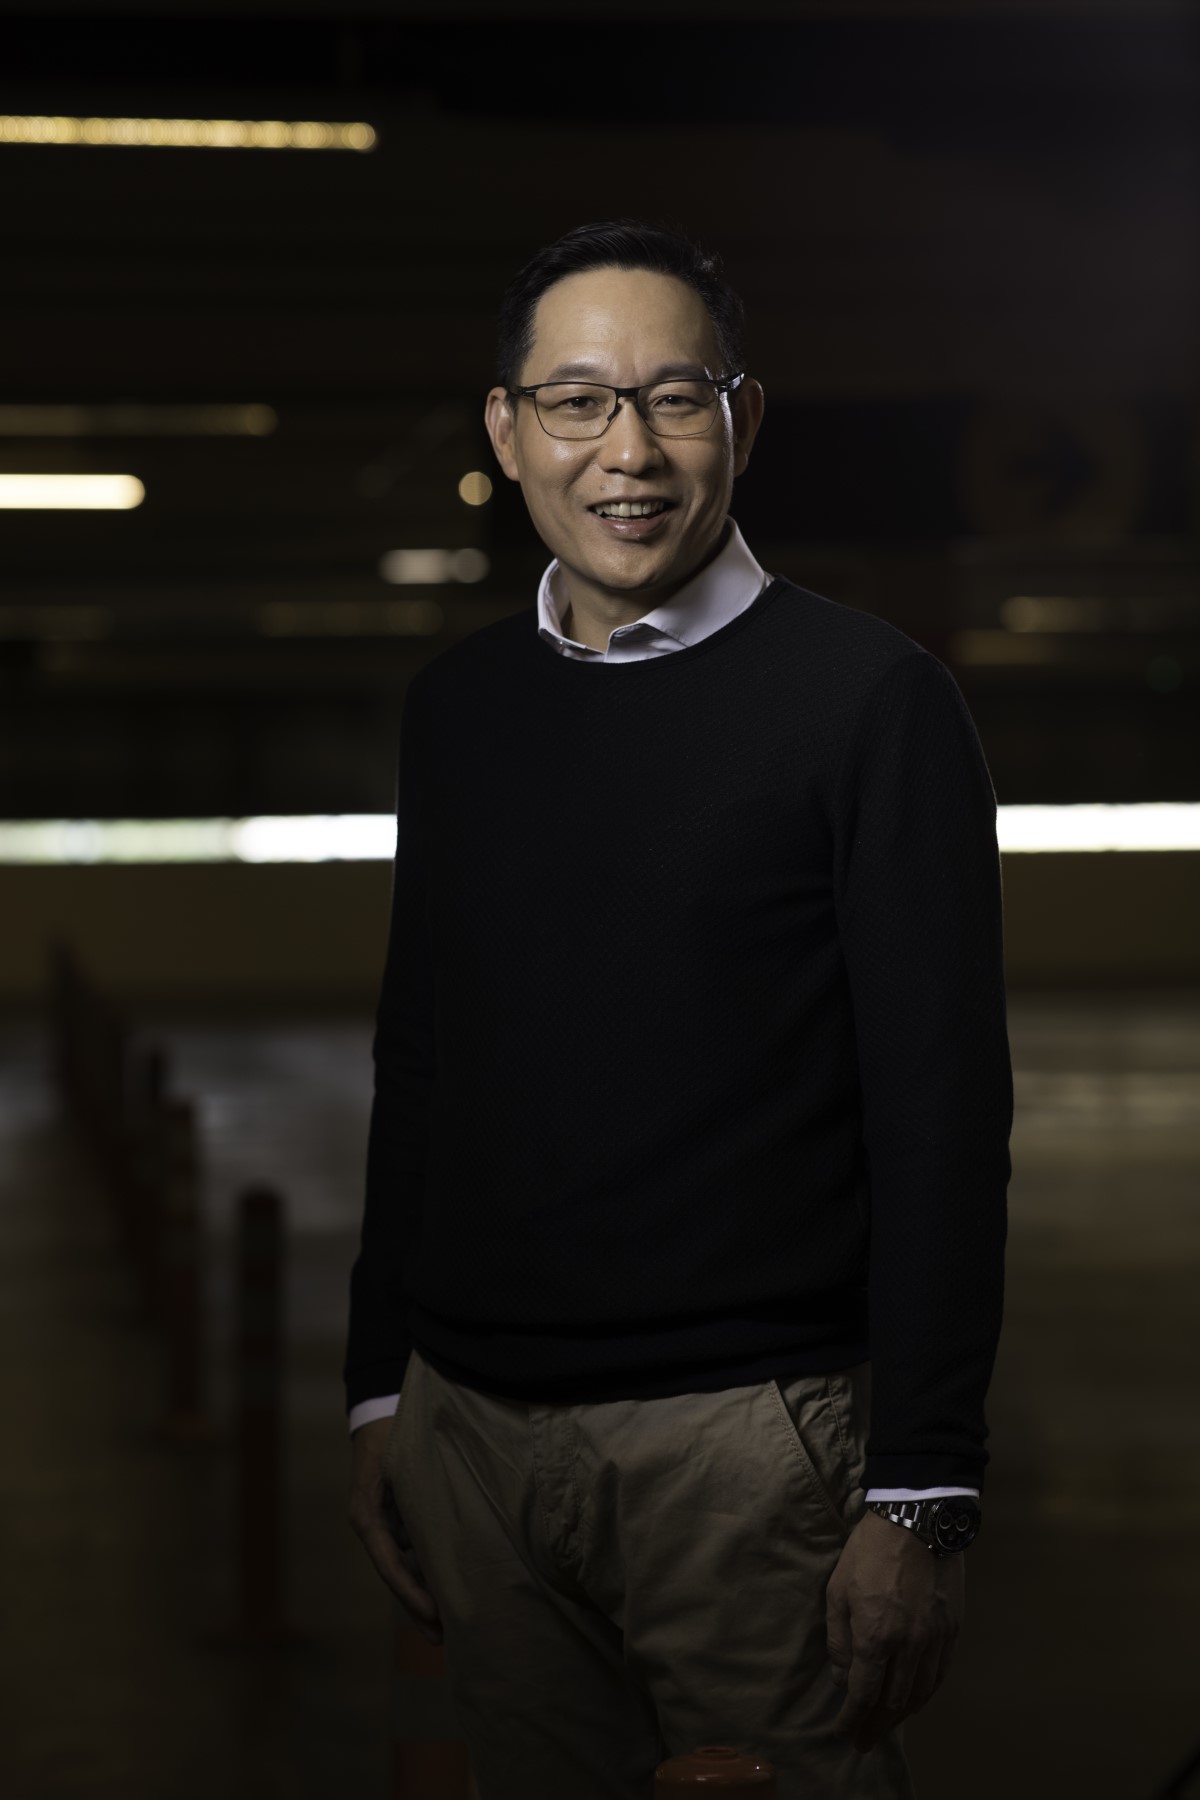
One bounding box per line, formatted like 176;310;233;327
540;385;606;413
647;382;710;412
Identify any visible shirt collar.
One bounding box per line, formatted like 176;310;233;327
536;516;769;657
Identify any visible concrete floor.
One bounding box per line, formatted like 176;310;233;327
2;992;1198;1800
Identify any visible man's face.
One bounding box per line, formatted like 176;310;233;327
485;266;763;604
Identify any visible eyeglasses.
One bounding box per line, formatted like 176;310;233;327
508;372;745;440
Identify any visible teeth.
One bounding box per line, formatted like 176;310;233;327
596;500;666;518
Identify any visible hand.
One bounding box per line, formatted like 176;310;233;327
825;1508;964;1751
348;1416;445;1645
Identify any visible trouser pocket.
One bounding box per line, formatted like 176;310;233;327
770;1363;870;1538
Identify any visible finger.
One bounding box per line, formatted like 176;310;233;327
853;1634;953;1750
848;1645;927;1749
902;1635;947;1717
354;1480;423;1575
879;1644;925;1717
363;1517;429;1596
359;1522;445;1640
826;1596;852;1690
834;1649;888;1743
381;1482;415;1550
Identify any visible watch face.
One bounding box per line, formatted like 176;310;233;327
932;1498;981;1551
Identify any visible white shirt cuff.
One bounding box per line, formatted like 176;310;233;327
865;1486;980;1502
348;1393;401;1435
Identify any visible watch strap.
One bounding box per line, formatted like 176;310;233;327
865;1496;979;1552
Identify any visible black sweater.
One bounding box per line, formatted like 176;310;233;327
343;575;1012;1492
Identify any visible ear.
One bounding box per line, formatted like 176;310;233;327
484;387;523;483
730;378;765;479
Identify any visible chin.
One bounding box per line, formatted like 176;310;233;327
592;561;672;592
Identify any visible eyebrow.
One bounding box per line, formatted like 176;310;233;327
538;361;714;383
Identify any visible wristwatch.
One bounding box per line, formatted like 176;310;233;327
865;1496;981;1554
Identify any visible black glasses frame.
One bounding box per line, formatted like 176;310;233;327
507;371;746;439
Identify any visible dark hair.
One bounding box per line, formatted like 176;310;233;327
494;217;746;393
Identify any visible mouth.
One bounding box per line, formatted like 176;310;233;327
587;498;677;539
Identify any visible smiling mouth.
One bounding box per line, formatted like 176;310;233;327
588;500;676;519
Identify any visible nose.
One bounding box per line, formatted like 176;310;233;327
597;396;666;473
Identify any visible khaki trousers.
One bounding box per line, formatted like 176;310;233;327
385;1345;915;1800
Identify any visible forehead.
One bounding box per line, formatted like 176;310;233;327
526;266;720;379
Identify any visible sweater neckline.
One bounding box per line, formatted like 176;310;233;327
530;574;791;675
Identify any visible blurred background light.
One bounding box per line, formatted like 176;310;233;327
378;547;491;584
0;474;144;508
457;471;493;506
0;115;376;151
3;805;1199;865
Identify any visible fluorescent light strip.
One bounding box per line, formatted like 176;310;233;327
0;474;144;509
0;116;376;151
2;806;1199;864
0;818;395;864
999;803;1200;852
0;404;276;436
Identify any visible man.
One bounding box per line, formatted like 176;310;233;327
346;218;1012;1800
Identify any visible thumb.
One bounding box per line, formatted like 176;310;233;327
826;1587;852;1689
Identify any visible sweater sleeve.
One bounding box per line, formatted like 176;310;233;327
833;650;1012;1492
342;673;435;1414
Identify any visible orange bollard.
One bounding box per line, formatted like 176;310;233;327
655;1745;778;1794
390;1606;476;1800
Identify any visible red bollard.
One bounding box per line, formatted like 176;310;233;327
232;1184;299;1646
158;1096;210;1441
